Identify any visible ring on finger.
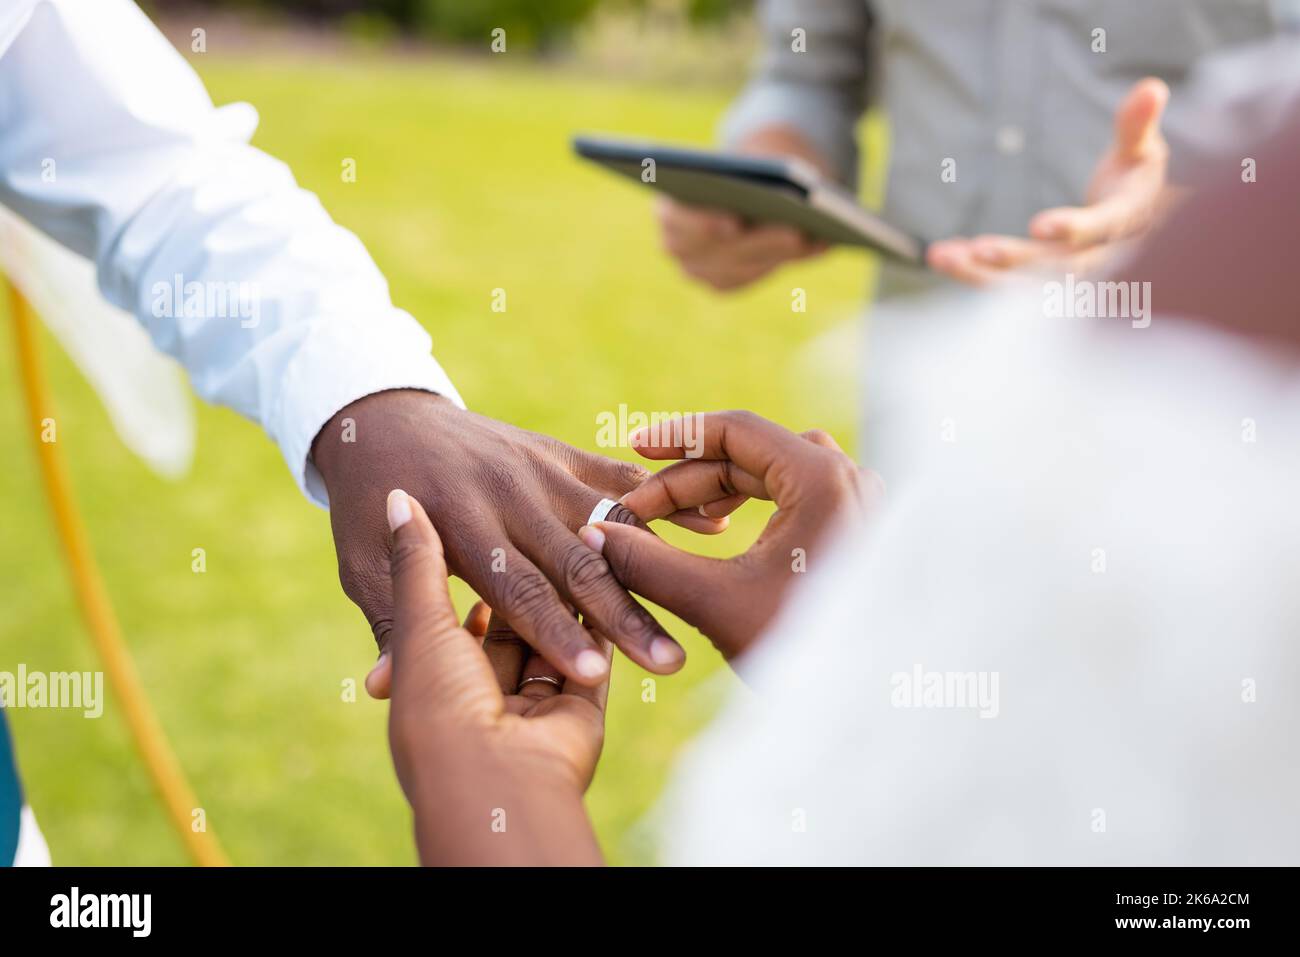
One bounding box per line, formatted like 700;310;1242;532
517;674;562;693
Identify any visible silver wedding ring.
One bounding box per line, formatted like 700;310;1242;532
586;497;619;526
517;674;562;693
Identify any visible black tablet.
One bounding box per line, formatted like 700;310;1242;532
574;135;925;264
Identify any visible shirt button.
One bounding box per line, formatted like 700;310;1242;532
996;125;1025;155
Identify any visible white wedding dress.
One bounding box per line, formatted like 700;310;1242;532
659;289;1300;865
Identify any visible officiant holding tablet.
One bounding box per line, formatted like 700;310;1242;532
656;0;1282;294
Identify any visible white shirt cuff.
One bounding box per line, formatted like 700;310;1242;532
270;311;465;509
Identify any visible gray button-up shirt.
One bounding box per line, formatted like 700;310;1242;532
722;0;1284;296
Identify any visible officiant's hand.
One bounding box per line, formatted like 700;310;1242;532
313;390;718;698
578;411;883;661
657;126;831;291
927;78;1174;285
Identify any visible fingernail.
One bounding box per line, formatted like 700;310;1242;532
577;524;605;553
628;428;648;447
387;489;412;531
575;649;609;680
649;637;682;667
697;505;710;517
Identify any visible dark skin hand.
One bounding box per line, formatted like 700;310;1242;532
383;414;878;865
607;109;1300;660
312;390;728;697
385;105;1300;866
384;490;606;866
580;411;884;662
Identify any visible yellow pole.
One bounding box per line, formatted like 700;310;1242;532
8;279;229;867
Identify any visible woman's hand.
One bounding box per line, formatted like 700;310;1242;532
384;489;607;866
578;411;883;661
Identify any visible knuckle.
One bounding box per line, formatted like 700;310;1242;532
615;460;651;488
612;601;660;643
717;460;741;497
562;546;615;596
498;569;555;619
338;552;386;605
481;459;524;504
721;408;761;431
337;560;364;600
822;455;864;499
387;538;431;579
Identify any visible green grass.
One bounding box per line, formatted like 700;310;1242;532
0;48;876;865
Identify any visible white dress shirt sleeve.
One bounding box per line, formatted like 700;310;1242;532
0;0;464;507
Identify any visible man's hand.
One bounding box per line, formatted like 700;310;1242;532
384;491;606;866
658;126;832;291
578;411;883;661
928;78;1174;285
312;390;712;697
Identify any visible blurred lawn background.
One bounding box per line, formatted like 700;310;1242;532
0;2;882;864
